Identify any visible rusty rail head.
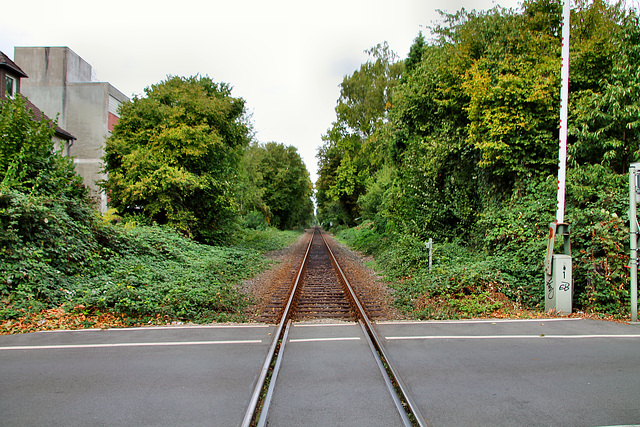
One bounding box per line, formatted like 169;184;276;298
279;227;316;324
240;228;315;427
244;227;429;427
318;229;430;427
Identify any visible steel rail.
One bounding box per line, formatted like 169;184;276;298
240;229;314;427
320;230;430;427
359;319;413;426
256;319;292;427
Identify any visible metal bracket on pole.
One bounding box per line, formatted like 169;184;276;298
544;224;557;277
544;222;572;274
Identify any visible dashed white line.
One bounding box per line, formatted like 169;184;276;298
39;324;272;333
293;323;358;327
289;337;361;343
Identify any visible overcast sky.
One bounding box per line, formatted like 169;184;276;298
1;0;522;184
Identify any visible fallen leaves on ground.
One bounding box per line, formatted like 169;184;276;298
0;306;128;334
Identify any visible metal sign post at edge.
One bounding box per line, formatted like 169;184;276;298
425;238;433;273
629;163;639;323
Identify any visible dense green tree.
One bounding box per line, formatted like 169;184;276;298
237;142;270;226
404;32;426;75
318;1;639;315
316;136;350;227
316;43;404;226
241;142;313;229
102;75;250;243
570;8;640;173
368;0;636;240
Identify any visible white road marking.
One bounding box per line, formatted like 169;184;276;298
38;324;271;333
293;323;357;327
378;318;584;325
386;334;640;340
289;337;360;343
0;340;263;351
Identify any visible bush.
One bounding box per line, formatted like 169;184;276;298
0;92;306;330
336;166;632;319
233;227;302;253
2;220;298;325
337;225;529;318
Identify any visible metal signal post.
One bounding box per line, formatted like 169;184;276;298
545;0;573;314
629;163;640;322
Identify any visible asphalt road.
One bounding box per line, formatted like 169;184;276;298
1;318;639;426
0;325;275;426
264;323;405;426
377;318;640;427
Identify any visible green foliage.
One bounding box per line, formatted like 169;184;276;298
337;165;631;318
0;95;86;199
0;188;100;310
0;92;304;326
241;210;270;230
321;1;638;318
1;95;96;314
69;225;268;323
569;9;640;173
102;75;250;244
336;226;528;319
357;165;398;234
233;227;302;253
564;164;629;312
239;142;313;229
316;43;404;227
2;212;299;324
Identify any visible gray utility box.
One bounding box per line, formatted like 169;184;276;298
545;254;573;314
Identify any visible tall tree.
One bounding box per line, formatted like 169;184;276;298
102;75;249;243
570;7;640;173
317;42;404;226
243;142;313;229
348;0;637;240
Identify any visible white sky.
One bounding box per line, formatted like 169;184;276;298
1;0;522;184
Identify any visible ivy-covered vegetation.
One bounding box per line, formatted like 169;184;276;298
319;0;639;318
1;87;307;333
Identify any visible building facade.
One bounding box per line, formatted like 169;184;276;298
14;47;129;212
1;51;27;99
1;50;76;153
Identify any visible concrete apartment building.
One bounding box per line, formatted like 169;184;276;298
14;47;129;212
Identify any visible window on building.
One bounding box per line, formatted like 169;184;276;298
6;76;16;97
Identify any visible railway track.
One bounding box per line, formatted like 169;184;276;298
242;227;428;426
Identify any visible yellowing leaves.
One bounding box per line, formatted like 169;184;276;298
102;76;249;242
462;52;559;174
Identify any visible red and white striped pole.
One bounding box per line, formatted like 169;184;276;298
557;0;571;224
545;0;573;314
